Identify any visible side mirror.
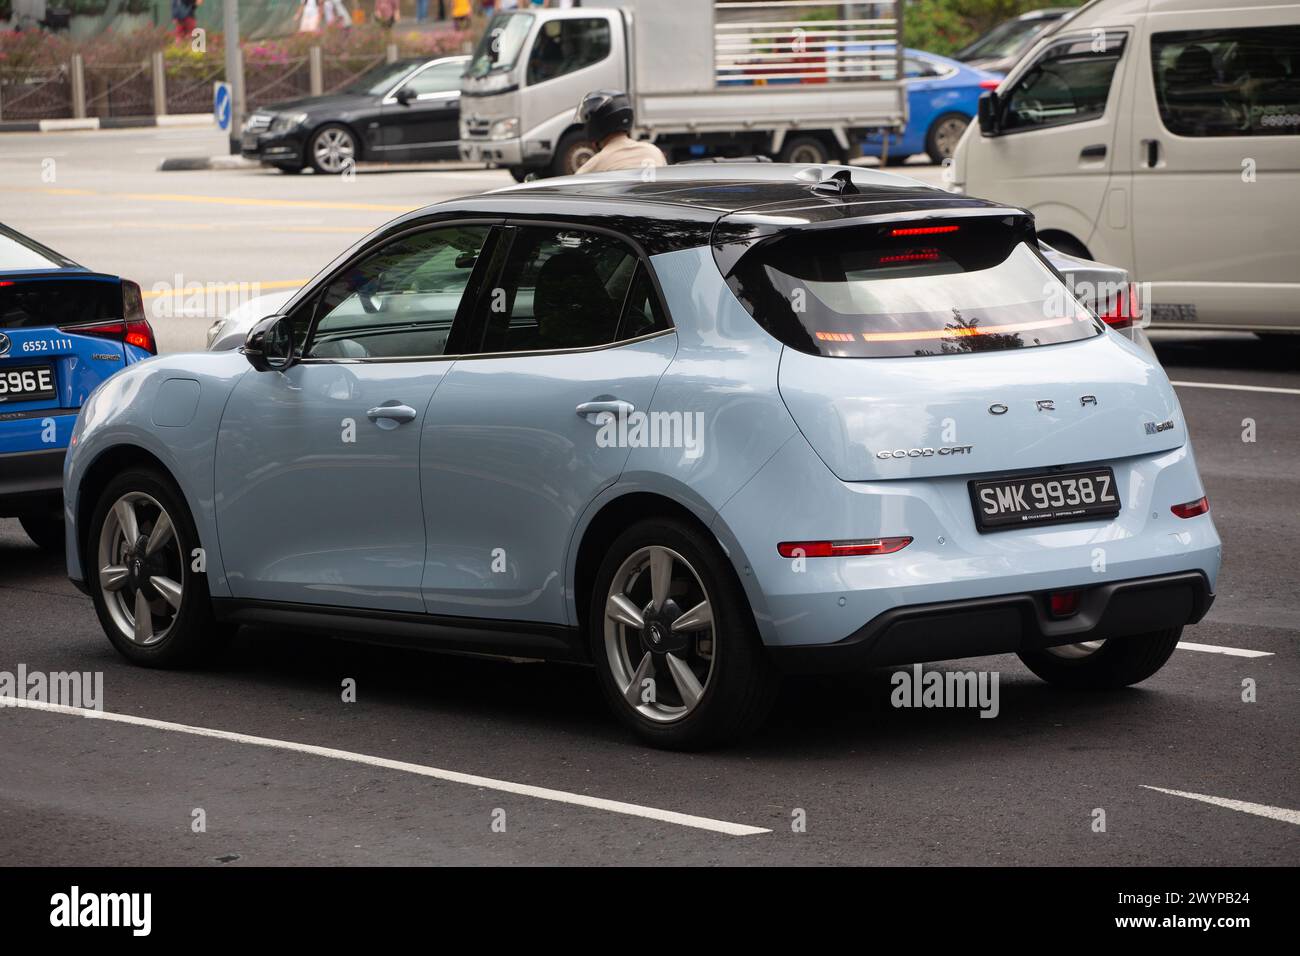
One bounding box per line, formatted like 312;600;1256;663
977;91;1000;136
395;86;416;106
242;315;295;372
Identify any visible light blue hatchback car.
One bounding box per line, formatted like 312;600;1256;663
64;165;1220;748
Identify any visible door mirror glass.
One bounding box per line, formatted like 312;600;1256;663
243;315;295;372
978;91;1000;135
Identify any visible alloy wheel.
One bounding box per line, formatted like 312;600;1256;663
603;545;716;723
313;127;355;174
932;116;969;159
96;491;185;647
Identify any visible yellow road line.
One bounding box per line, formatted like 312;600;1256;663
141;279;306;299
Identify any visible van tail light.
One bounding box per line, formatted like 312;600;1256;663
1100;281;1141;330
1171;496;1209;519
778;537;913;558
60;280;156;354
979;79;1001;90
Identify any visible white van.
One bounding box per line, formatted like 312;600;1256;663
948;0;1300;336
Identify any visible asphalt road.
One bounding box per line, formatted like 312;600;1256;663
0;127;1296;865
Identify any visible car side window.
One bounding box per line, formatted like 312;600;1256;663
905;57;941;79
305;225;491;360
617;264;671;341
404;60;466;97
1152;26;1300;137
526;18;612;86
1003;33;1127;131
477;226;637;354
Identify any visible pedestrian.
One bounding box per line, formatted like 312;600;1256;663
374;0;401;28
297;0;322;33
452;0;471;29
417;0;429;22
322;0;351;28
171;0;201;42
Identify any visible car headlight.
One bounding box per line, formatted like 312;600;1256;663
489;117;520;140
270;112;309;133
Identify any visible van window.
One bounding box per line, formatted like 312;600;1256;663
1152;26;1300;137
1003;33;1127;131
526;18;611;85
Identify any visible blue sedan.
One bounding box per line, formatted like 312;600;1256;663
0;224;155;550
863;49;1002;165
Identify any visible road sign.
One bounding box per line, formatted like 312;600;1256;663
214;82;233;131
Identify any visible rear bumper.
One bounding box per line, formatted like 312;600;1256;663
0;448;66;514
769;571;1214;673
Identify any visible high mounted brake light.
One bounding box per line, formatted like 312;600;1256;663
889;225;960;237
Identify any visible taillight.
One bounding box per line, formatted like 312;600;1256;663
1171;496;1209;519
1100;281;1141;330
61;280;156;355
979;79;1001;90
777;537;913;558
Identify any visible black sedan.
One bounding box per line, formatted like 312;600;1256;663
241;56;469;174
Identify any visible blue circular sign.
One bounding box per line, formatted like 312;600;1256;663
214;83;232;131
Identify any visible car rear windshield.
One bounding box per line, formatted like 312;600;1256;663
0;277;121;330
719;218;1102;358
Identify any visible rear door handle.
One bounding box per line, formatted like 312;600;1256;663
1080;144;1107;161
1141;138;1160;168
366;403;418;423
576;400;635;421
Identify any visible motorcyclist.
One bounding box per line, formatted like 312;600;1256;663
574;89;667;174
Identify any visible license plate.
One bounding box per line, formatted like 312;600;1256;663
969;467;1120;532
0;364;56;403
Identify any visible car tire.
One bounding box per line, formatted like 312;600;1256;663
551;130;597;177
86;468;230;668
507;165;533;183
19;506;64;552
1017;628;1183;690
882;154;911;166
777;135;832;165
274;164;306;174
308;123;358;175
588;517;779;749
925;112;970;164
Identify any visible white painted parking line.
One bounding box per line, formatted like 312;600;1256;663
1176;641;1274;658
2;697;770;837
1142;786;1300;825
1171;380;1300;396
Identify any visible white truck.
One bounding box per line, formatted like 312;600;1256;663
459;0;908;179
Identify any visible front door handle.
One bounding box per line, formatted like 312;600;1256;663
367;403;418;423
1142;138;1160;168
1080;144;1106;161
576;399;635;421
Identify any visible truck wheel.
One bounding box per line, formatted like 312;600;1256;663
778;136;831;165
551;131;596;177
925;112;969;164
589;518;780;749
1018;628;1183;690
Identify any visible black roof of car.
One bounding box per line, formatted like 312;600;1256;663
397;166;1018;257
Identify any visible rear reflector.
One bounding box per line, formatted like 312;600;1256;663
778;537;913;558
889;225;960;237
1171;496;1209;519
1048;591;1081;618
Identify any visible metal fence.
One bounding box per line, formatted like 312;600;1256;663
0;70;73;122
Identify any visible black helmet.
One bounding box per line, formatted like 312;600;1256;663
577;89;634;144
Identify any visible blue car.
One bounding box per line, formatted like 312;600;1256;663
863;49;1002;165
0;224;155;550
64;165;1219;749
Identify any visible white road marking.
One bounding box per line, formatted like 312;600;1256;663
1176;641;1274;658
2;697;770;837
1171;380;1300;396
1142;786;1300;826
